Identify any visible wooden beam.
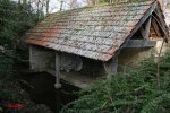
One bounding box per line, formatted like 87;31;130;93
54;53;61;88
123;40;156;48
152;17;162;37
140;17;152;40
114;1;157;57
152;6;169;42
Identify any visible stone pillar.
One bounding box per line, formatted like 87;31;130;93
54;53;61;88
29;45;33;70
103;57;118;79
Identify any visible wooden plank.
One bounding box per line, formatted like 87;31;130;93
123;40;156;48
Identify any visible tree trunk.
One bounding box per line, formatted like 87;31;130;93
60;0;63;11
109;0;112;5
23;0;27;6
86;0;89;6
87;0;96;6
18;0;21;5
28;0;32;11
39;0;44;17
70;0;77;9
36;0;40;17
92;0;95;6
46;0;50;15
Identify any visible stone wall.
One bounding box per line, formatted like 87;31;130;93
118;48;151;68
29;45;55;71
29;45;83;72
118;40;169;70
60;53;83;72
29;45;106;77
29;45;94;72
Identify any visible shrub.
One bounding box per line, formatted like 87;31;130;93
61;52;170;113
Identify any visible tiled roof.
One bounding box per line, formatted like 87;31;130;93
26;0;156;61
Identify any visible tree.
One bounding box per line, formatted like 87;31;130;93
18;0;21;5
35;0;44;18
70;0;77;9
86;0;96;6
109;0;112;5
45;0;50;15
23;0;27;6
59;0;64;11
0;0;39;76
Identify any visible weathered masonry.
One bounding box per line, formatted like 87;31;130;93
25;0;169;88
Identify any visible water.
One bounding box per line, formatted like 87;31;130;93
15;72;79;113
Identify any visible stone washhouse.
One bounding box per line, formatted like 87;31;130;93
25;0;169;88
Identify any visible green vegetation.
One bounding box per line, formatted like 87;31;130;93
0;0;170;113
0;0;41;76
61;52;170;113
0;0;39;48
0;79;53;113
0;1;52;113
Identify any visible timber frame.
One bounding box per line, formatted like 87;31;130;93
102;1;169;76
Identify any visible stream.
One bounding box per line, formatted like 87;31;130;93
15;72;79;113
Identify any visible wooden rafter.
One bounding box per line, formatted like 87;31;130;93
123;40;156;48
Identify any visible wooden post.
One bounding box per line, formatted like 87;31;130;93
103;57;118;79
54;53;61;88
